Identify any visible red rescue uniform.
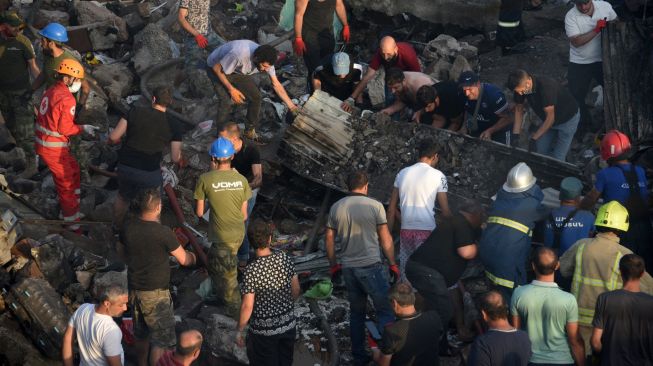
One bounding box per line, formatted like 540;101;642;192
35;81;82;223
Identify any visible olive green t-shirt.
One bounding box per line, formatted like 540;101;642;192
0;34;35;91
194;169;252;244
44;49;76;87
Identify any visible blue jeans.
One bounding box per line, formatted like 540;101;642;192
183;30;225;69
237;188;258;262
535;110;580;162
342;263;395;365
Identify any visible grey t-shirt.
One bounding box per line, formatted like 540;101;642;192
206;40;276;77
327;194;387;268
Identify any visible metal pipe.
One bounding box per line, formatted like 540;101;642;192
163;184;209;268
307;298;340;366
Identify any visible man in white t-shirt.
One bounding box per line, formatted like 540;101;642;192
564;0;617;129
388;140;451;282
62;285;128;366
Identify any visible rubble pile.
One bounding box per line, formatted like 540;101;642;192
423;34;479;82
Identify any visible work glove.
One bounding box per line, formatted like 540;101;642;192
367;333;378;349
594;18;607;33
341;97;355;113
342;25;350;43
329;264;342;279
293;37;307;56
229;88;246;104
510;132;520;147
389;264;400;285
195;34;209;49
82;125;100;136
528;137;537;153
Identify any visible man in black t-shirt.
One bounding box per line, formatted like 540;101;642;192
405;201;484;333
312;52;362;102
372;283;442;366
120;188;196;366
507;69;580;161
591;254;653;365
219;122;262;266
108;86;185;226
415;82;465;129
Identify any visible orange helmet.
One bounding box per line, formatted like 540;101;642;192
600;130;631;160
56;59;84;79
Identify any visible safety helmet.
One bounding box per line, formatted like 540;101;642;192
38;22;68;43
209;137;235;159
0;11;24;27
56;59;84;79
594;200;629;232
600;130;631;161
503;162;536;193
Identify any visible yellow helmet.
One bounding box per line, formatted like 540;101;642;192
594;201;629;232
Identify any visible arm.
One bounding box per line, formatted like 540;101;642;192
590;327;603;353
387;188;399;231
566;322;586;366
480;114;513;140
378;224;396;265
178;8;200;37
195;200;205;218
559;244;578;278
241;200;248;222
58;101;83;136
312;77;322;91
580;188;600;210
250;164;262;189
350;67;377;100
437;192;452;218
447;114;463;131
270;74;298;110
513;103;525;134
170;245;196;267
106;356;123;366
569;30;600;48
380;100;406;115
62;325;75;366
170;141;182;163
32;71;45;91
237;293;255;332
291;275;301;300
27;58;40;81
212;63;238;97
294;0;308;39
511;315;521;329
335;0;348;27
372;349;392;366
531;105;555;141
457;244;477;260
108;118;127;144
325;227;337;266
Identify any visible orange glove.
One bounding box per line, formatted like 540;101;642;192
342;25;350;43
229;88;246;104
195;34;208;48
293;37;307;56
594;18;607;33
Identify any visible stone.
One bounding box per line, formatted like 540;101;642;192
132;23;173;75
204;313;249;364
123;12;146;32
34;242;75;292
459;42;479;68
75;270;94;290
75;1;129;50
79;90;109;129
91;270;127;298
93;63;135;103
425;58;452;81
367;67;386;107
34;9;70;28
449;54;472;83
185;68;216;99
0;314;60;366
88;197;114;223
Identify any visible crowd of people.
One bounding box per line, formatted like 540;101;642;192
1;0;652;365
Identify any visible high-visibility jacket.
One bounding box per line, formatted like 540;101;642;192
560;233;653;326
35;81;81;152
479;185;549;289
498;0;523;28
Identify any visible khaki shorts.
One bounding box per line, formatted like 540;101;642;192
129;289;176;348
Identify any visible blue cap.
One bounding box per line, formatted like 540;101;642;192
38;22;68;43
559;177;583;200
332;52;350;76
209;137;235;158
458;71;480;87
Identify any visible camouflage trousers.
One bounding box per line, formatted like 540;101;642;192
208;240;243;319
0;89;35;158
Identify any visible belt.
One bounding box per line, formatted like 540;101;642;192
35;136;69;148
485;271;515;289
487;216;532;236
498;20;521;28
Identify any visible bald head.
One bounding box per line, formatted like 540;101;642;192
379;36;399;62
479;290;508;321
532;246;559;276
176;330;203;358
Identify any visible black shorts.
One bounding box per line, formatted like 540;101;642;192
116;164;162;201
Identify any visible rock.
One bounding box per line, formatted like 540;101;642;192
425;58;452;81
185;68;215;99
204;313;249;364
34;9;70;28
75;1;129;50
449;54;472;83
257;29;293;54
132;23;173;75
79;90;109;129
34;242;75;292
0;313;60;366
75;270;94;290
124;12;146;33
93;63;135;103
91;270;127;298
88;197;114;222
459;34;485;49
459;42;479;68
367;68;386;107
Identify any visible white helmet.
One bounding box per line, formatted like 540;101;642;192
503;162;536;193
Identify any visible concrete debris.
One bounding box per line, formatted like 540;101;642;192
92;63;135;103
132;23;174;75
423;34;478;82
75;1;129;50
34;9;70;28
203;313;250;364
367;67;386;107
0;314;60;366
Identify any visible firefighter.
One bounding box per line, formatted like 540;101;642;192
496;0;527;55
478;162;549;302
581;130;652;270
35;59;98;230
560;200;653;355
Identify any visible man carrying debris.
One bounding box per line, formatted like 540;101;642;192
415;81;466;129
380;68;435;119
312;52;363;101
194;137;251;318
478;162;548;302
293;0;350;89
565;0;617;130
326;170;396;366
388;140;451;282
0;11;40;178
457;71;514;145
156;330;203;366
35;59;98;231
62;284;128;366
121;188;197;366
508;69;580;161
347;36;421;110
207;40;298;140
108;86;185;228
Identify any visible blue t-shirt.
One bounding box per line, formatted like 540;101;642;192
464;83;509;136
543;205;595;254
595;163;648;204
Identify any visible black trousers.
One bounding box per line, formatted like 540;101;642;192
621;216;653;271
303;28;335;90
567;61;603;128
208;70;262;130
405;260;453;327
246;328;296;366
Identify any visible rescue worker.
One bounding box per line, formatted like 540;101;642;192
35;59;98;230
0;11;40;178
497;0;527;55
559;200;653;355
478;162;548;302
581;130;652;270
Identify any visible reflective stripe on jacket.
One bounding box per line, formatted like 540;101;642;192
35;82;81;150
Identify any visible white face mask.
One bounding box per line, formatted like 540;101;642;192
68;80;82;93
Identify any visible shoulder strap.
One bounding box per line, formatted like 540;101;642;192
468;84;484;132
614;164;642;200
549;209;579;249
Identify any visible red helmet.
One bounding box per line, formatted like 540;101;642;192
600;130;631;160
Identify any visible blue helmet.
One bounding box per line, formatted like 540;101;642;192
38;23;68;43
210;137;235;159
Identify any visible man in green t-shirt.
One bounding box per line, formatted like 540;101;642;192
194;137;251;318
